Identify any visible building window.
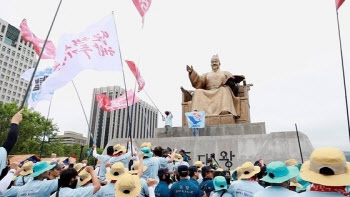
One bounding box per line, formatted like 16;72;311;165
7;48;10;54
2;46;5;52
1;25;5;33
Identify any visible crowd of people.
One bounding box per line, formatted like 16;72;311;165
1;110;350;197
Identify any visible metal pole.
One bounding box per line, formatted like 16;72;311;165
295;123;304;163
335;10;350;142
71;80;95;144
20;0;63;109
39;99;53;158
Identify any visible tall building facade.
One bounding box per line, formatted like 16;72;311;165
89;86;158;148
0;18;37;105
50;131;87;146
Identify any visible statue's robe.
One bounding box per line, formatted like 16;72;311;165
189;69;240;116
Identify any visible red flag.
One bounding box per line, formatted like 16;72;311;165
125;60;145;92
132;0;152;26
96;90;140;112
20;19;56;59
336;0;345;10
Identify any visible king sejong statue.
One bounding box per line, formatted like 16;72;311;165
186;55;244;117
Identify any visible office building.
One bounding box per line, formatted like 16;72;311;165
50;131;88;146
0;18;37;105
89;86;158;148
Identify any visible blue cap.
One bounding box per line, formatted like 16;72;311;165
213;176;227;191
260;161;299;183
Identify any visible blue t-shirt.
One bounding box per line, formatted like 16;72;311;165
199;178;214;197
14;175;32;186
140;178;149;197
190;177;199;187
96;155;111;181
155;181;170;197
228;180;264;197
4;179;58;197
142;157;160;181
212;190;232;197
51;186;94;197
158;157;169;169
93;182;115;197
165;114;173;126
254;186;296;197
170;179;201;197
109;152;132;167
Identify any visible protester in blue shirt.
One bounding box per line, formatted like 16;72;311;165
141;147;161;181
92;144;113;181
254;161;299;197
170;165;202;197
4;161;58;197
199;166;215;197
188;166;199;187
109;140;133;168
179;150;189;162
155;168;172;197
212;176;232;197
14;161;33;186
163;111;173;135
51;166;100;197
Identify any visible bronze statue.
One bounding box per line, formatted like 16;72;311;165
186;55;244;116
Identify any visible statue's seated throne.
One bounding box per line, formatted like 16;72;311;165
181;76;252;126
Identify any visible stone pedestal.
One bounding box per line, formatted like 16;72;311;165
105;123;314;169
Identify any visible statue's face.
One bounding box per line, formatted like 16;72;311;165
211;58;220;72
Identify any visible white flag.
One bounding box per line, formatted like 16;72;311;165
40;14;122;96
21;67;54;108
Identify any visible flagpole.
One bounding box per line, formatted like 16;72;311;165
143;89;165;119
39;99;53;158
295;123;304;163
335;9;350;142
111;12;133;156
20;0;63;109
71;80;95;145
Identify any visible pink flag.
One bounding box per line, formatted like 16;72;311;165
125;60;145;92
336;0;345;10
132;0;152;26
96;90;140;112
20;19;56;59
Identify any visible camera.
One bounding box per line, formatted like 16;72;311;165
210;153;215;158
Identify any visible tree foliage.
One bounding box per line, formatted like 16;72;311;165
0;103;102;164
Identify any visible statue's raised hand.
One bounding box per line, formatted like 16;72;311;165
186;65;193;73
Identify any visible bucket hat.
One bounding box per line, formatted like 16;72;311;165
129;161;147;174
106;162;128;181
30;162;55;178
141;142;152;149
113;144;124;155
260;161;299;183
194;161;203;169
174;153;183;162
237;162;260;180
78;169;92;186
20;161;34;176
140;147;153;158
213;176;227;191
300;147;350;186
115;174;141;197
285;159;298;167
73;163;84;172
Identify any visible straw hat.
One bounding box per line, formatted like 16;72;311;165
216;168;224;172
174;153;183;162
129;161;147;174
78;169;92;186
106;162;128;181
261;161;299;184
73;163;84;172
20;161;34;176
285;159;298;167
113;144;124;155
140;142;152;149
30;162;55;178
115;174;141;197
236;162;261;180
300;147;350;186
194;161;203;169
289;177;303;188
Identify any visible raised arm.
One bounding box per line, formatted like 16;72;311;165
168;148;177;163
2;109;23;154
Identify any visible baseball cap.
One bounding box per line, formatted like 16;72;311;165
177;165;189;173
158;168;169;177
189;166;198;174
202;166;214;174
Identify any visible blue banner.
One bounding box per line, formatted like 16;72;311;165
185;111;205;128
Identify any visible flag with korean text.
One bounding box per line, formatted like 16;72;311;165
20;19;56;59
185;111;206;128
95;90;140;112
21;67;54;107
132;0;152;26
125;60;145;92
39;14;122;97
